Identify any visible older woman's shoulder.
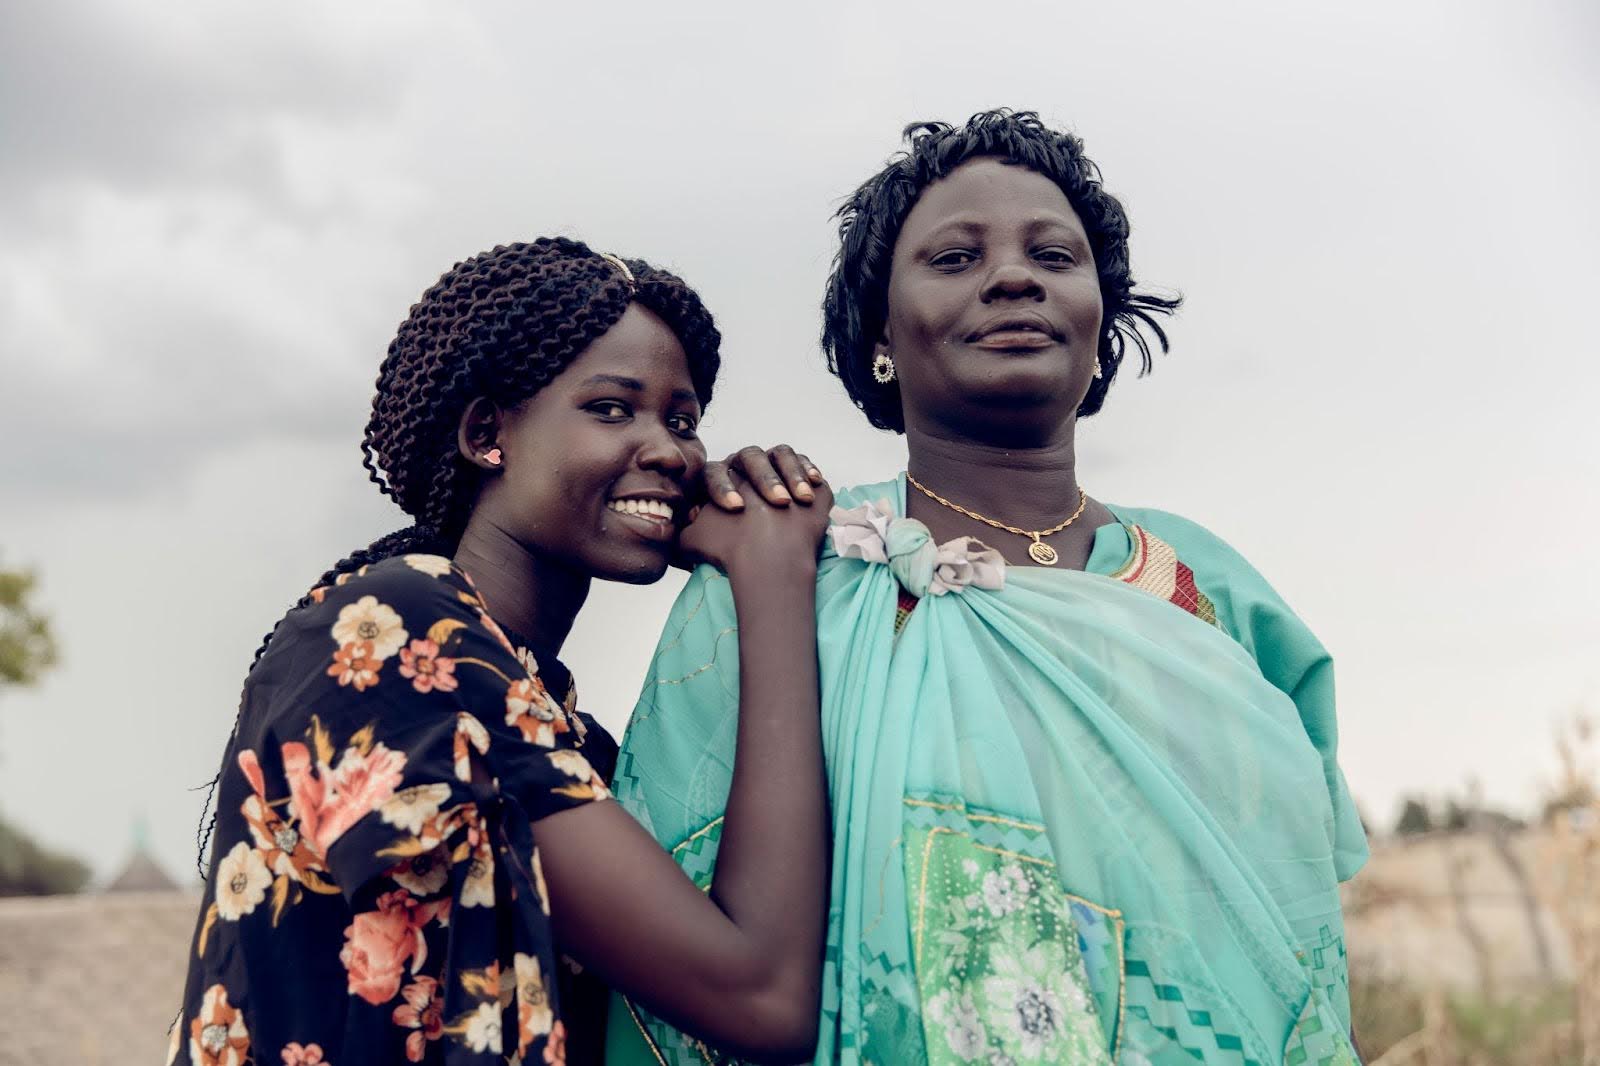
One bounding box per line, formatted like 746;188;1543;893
1103;505;1259;572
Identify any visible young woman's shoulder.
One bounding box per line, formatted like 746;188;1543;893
250;553;522;726
306;553;478;617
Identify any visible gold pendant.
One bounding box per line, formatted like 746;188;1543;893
1028;539;1059;566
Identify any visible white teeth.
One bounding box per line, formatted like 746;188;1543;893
608;498;673;520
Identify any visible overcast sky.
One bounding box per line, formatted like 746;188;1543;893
2;0;1596;884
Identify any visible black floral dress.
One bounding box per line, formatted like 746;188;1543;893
171;554;618;1066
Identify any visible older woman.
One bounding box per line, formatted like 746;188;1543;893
610;112;1366;1065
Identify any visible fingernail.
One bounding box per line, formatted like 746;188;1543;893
807;468;823;482
771;485;792;502
794;484;814;500
723;491;744;509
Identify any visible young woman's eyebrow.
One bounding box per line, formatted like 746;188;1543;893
578;373;645;392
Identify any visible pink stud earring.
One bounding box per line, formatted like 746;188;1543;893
484;448;502;466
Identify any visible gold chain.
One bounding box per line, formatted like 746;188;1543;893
905;472;1087;566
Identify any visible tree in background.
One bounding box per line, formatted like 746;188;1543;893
0;558;88;896
1393;796;1435;836
0;563;58;686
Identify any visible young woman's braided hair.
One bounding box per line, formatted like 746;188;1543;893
821;109;1181;432
195;236;722;871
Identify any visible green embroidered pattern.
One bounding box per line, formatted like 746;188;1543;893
1282;994;1358;1066
903;796;1114;1065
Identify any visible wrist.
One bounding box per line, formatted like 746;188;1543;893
726;547;817;587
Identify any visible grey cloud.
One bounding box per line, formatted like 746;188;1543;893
0;0;407;207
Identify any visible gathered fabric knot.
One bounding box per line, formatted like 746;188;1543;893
827;499;1006;598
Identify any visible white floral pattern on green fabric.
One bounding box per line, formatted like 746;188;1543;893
909;827;1111;1065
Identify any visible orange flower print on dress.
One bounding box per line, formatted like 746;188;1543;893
340;889;450;1006
402;553;454;578
453;1002;504;1055
391;976;445;1062
279;1043;327;1065
398;638;459;694
476;611;518;658
514;953;554;1056
387;845;449;897
547;749;610;802
214;841;272;921
505;678;568;748
330;595;408;660
237;750;326;885
453;713;491;782
282;738;408;858
328;640;383;692
544;1020;568;1065
189;984;250;1066
445;805;496;909
379;783;453;835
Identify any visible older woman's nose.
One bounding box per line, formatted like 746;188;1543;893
980;260;1045;302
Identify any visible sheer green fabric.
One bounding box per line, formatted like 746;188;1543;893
607;475;1366;1065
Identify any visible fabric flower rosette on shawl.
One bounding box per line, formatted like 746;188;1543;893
607;477;1362;1066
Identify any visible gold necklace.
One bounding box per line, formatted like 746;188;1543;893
906;472;1088;566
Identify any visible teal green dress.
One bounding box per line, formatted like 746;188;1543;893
608;475;1367;1066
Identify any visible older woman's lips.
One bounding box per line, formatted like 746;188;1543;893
970;328;1056;350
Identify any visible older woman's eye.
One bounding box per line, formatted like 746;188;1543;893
669;414;699;438
1034;247;1076;266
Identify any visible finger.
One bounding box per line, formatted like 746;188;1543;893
737;445;791;506
796;453;824;485
702;459;744;511
768;445;815;503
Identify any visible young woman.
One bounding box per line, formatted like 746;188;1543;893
172;238;833;1066
614;112;1368;1065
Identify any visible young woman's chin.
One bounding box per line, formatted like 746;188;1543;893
587;543;677;585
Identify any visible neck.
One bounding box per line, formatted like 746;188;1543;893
452;518;590;657
905;423;1086;532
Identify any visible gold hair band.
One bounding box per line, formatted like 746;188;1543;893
597;252;636;291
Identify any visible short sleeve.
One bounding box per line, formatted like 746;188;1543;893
244;553;612;902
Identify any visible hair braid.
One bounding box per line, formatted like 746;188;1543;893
194;237;721;874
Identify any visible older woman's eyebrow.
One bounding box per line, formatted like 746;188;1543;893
920;214;1085;243
918;218;987;244
1022;215;1088;238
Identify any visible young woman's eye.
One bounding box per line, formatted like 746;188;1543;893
587;400;631;421
668;414;700;438
930;249;977;269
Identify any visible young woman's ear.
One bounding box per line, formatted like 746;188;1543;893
457;397;505;470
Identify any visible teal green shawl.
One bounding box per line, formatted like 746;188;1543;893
607;476;1367;1065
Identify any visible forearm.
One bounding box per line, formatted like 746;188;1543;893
709;555;829;1002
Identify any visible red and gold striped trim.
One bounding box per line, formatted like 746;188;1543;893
1109;525;1219;626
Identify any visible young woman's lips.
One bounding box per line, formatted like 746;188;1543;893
606;500;678;543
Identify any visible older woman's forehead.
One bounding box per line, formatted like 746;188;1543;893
900;164;1085;243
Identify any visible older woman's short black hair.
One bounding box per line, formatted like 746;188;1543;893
821;109;1180;431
